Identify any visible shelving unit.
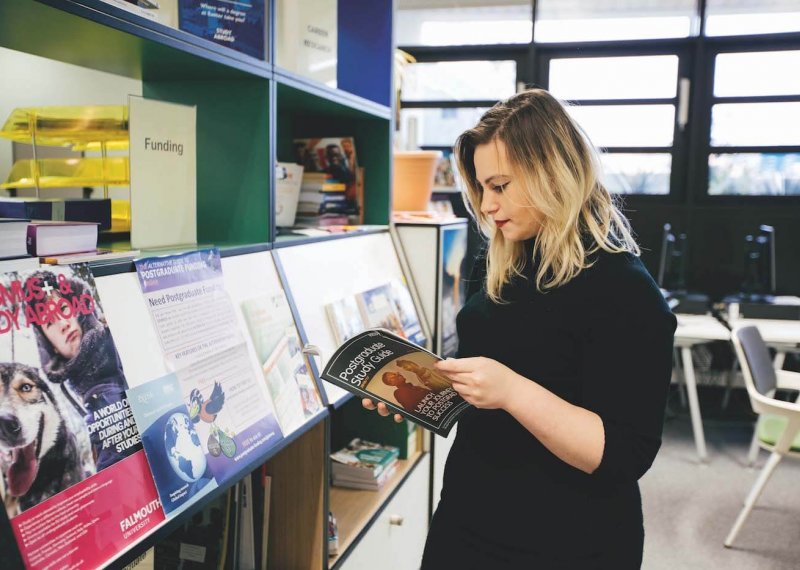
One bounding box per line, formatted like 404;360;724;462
0;2;434;569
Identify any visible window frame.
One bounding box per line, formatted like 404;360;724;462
397;2;800;202
691;33;800;204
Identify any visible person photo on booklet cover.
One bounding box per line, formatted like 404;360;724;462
363;89;676;569
27;267;137;471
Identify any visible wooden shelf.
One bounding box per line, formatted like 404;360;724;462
109;410;329;569
328;450;425;567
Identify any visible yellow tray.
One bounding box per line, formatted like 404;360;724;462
0;106;128;147
1;157;129;189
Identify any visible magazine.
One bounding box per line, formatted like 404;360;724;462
318;329;472;437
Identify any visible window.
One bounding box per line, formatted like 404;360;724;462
707;50;800;196
706;0;800;36
535;0;695;43
397;2;532;46
547;54;683;195
400;107;491;148
399;58;519;151
402;60;517;102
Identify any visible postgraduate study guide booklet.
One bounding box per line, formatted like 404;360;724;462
318;329;471;437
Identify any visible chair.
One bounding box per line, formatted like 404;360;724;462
725;325;800;548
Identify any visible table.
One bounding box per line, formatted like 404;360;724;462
673;314;800;462
673;314;731;461
735;318;800;369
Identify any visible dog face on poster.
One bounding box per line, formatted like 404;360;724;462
0;362;91;517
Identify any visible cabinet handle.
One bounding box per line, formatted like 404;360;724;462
389;514;404;526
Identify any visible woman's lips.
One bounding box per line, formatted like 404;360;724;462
495;219;509;228
67;330;79;344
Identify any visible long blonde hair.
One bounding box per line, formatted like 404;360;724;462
455;89;639;302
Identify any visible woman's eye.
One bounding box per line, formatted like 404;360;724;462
492;183;508;193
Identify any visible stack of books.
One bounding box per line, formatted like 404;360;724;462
330;438;399;491
295;172;355;227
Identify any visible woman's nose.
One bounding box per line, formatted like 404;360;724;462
481;191;498;215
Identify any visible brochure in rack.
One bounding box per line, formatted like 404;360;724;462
134;249;283;490
318;329;472;437
0;264;164;569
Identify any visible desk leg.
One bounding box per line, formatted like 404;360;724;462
681;346;708;462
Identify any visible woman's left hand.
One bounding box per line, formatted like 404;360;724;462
434;357;521;410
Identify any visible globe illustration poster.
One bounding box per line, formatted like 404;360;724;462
164;412;207;483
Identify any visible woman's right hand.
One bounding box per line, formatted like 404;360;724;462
362;398;404;423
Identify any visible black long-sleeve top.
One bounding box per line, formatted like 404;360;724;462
432;244;677;565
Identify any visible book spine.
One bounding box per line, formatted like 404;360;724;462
25;225;38;256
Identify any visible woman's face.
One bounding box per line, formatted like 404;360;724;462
42;312;82;360
474;139;543;242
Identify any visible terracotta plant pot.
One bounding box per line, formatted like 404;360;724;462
392;150;442;212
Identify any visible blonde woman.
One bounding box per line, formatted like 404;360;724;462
364;89;676;568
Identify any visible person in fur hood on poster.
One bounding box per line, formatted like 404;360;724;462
27;268;136;472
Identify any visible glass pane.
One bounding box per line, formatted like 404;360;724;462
715;51;800;97
400;107;489;148
402;61;517;102
711;103;800;147
706;0;800;36
567;105;675;148
549;56;678;100
397;4;532;46
600;153;672;195
535;0;694;42
709;153;800;195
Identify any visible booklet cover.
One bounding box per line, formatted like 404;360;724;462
241;293;323;435
318;329;472;437
127;373;216;516
0;265;164;569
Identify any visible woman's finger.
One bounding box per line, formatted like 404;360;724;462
394;414;404;423
362;398;376;410
376;402;390;416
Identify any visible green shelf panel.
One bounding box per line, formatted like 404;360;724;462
0;0;265;81
144;79;271;244
276;83;392;226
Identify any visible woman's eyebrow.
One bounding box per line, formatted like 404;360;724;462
483;174;510;185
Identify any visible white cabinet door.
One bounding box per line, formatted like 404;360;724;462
339;455;430;570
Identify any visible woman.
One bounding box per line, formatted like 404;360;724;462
364;89;676;568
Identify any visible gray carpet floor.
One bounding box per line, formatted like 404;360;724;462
641;388;800;570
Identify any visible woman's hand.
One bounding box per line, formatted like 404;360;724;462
362;398;404;423
435;357;521;410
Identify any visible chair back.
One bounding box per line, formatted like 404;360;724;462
733;325;777;397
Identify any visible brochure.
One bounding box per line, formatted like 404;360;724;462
0;265;164;569
318;329;472;437
127;373;216;516
134;249;284;485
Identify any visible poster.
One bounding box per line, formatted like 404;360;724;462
179;0;266;60
439;226;468;357
134;249;283;485
0;265;164;569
